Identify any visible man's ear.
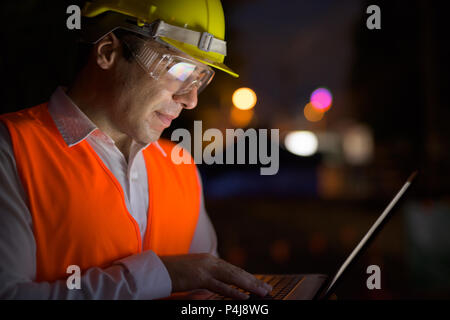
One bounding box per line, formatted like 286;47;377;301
95;32;121;70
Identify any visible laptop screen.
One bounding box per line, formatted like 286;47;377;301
322;171;418;297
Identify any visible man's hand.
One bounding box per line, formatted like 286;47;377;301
160;253;272;300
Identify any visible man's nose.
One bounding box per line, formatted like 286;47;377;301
173;86;198;110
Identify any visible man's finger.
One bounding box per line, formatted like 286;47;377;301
207;278;249;300
218;262;271;296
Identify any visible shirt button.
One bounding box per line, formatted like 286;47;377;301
131;171;139;180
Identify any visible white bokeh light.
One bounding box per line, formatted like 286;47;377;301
284;131;319;157
342;124;374;165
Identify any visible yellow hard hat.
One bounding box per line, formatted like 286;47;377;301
81;0;238;78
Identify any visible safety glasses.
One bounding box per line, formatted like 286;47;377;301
122;35;215;95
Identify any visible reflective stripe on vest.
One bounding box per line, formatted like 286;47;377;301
0;103;200;282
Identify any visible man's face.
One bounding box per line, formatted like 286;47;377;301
110;38;200;145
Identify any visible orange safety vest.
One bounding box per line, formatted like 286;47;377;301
0;103;200;282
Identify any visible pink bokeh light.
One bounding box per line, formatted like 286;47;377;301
310;88;333;111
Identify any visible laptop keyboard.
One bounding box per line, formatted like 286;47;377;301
211;274;304;300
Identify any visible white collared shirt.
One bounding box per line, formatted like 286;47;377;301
0;87;217;299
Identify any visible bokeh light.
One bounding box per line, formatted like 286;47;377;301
284;131;319;157
342;124;374;165
269;239;291;264
230;107;254;127
310;87;333;111
317;165;345;199
232;87;257;110
226;246;247;268
308;232;328;255
304;102;325;122
338;225;358;248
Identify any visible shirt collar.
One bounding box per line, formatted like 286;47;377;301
48;86;166;157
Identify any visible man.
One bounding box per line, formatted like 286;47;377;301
0;0;272;299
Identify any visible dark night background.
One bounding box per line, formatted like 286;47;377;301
1;0;449;299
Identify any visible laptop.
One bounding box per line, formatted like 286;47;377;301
195;170;417;300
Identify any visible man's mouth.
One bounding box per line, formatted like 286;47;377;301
155;111;177;128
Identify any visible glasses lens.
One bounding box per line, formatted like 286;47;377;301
167;62;196;81
173;65;214;95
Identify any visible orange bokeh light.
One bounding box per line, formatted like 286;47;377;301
304;103;325;122
230;107;254;127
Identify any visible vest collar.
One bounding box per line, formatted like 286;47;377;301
47;87;166;157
